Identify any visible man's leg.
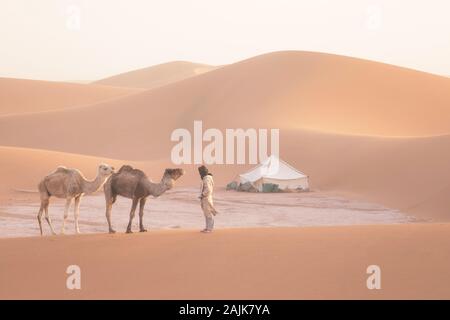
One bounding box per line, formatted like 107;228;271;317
206;215;214;231
202;209;213;232
201;200;207;231
203;215;209;231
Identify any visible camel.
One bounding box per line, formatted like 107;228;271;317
104;165;184;233
37;164;115;236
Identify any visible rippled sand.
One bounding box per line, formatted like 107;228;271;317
0;188;413;238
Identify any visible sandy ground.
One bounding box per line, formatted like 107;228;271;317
0;188;413;238
0;223;449;299
0;51;449;299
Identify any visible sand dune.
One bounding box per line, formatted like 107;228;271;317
0;146;189;205
87;51;450;136
0;51;449;154
0;77;141;116
94;61;217;89
0;51;449;221
1;224;449;299
0;146;122;200
280;130;450;222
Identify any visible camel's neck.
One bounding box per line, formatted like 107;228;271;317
82;174;108;194
144;178;172;197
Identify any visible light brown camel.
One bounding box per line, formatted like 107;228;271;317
104;165;184;233
37;164;115;236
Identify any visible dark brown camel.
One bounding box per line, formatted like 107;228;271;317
104;165;184;233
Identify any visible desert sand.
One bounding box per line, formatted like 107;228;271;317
0;77;141;116
0;52;450;221
94;61;217;89
0;224;449;299
0;52;449;221
0;51;449;299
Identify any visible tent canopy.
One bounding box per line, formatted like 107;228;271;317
239;155;309;191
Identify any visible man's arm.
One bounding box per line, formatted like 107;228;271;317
201;176;213;197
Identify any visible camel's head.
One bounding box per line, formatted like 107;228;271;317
98;163;115;177
162;168;185;189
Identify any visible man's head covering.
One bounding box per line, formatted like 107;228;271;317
198;165;210;179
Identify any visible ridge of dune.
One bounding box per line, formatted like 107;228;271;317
94;61;218;89
0;77;142;116
0;146;121;198
0;146;195;204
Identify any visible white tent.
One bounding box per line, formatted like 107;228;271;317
238;155;309;191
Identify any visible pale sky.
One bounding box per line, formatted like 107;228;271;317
0;0;449;81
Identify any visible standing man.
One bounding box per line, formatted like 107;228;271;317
198;165;217;233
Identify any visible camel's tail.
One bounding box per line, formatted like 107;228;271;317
12;188;39;193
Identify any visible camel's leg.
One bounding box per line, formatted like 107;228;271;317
43;199;56;235
126;198;139;234
139;197;147;232
37;202;45;236
74;196;81;234
104;182;116;234
60;198;72;235
105;200;115;234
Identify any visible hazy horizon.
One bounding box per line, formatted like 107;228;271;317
1;0;449;81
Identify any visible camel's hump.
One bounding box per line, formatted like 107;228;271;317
118;165;134;173
117;165;147;178
55;166;70;173
52;166;82;177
